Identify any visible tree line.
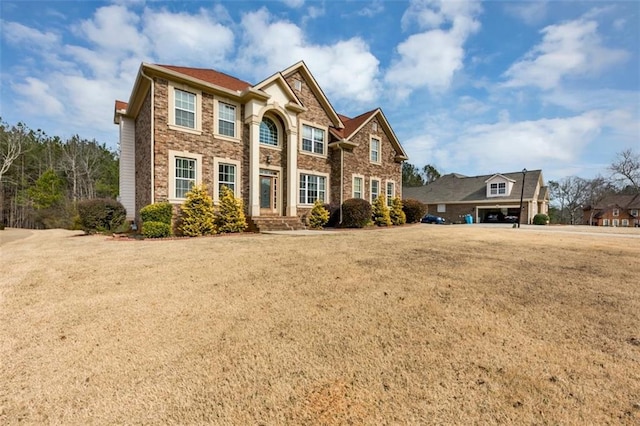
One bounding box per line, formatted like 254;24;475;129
0;120;119;229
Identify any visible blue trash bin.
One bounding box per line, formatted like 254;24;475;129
465;214;473;224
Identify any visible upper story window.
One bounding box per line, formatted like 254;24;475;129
490;182;506;195
260;117;278;146
631;209;639;217
370;137;380;163
302;124;325;155
218;102;236;137
613;208;619;217
174;89;196;129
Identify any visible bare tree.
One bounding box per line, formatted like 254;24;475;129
548;176;589;224
0;123;27;224
609;148;640;193
583;175;615;225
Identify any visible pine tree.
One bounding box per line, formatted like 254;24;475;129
390;196;406;225
372;194;391;226
308;199;329;229
180;184;216;236
216;185;247;233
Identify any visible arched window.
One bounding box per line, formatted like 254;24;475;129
260;117;278;146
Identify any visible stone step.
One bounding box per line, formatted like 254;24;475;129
249;216;306;232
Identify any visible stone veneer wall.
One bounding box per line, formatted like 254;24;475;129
342;116;402;204
134;90;152;224
152;78;245;208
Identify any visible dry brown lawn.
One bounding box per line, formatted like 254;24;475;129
1;225;639;425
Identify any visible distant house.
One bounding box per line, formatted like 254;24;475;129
403;170;549;224
113;61;408;230
583;194;640;227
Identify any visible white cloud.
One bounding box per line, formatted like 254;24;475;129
282;0;305;8
504;1;548;26
12;77;65;117
385;0;482;96
236;9;380;104
357;0;384;18
503;18;629;90
143;8;234;67
1;20;60;48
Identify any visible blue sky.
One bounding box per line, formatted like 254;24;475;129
1;0;638;181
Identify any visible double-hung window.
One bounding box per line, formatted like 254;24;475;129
302;125;324;155
386;182;395;206
370;138;380;163
174;89;196;129
175;157;196;198
613;208;619;217
370;179;380;202
299;174;326;204
490;182;506;195
353;176;363;199
218;163;236;193
218;103;236;137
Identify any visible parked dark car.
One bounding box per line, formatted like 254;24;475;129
421;214;446;224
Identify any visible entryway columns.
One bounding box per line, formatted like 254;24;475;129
286;128;298;217
249;118;261;216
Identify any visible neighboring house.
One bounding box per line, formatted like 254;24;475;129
403;170;549;224
583;194;640;227
114;61;408;228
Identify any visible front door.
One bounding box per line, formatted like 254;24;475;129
259;171;278;214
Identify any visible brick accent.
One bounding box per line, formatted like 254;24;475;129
134;90;152;224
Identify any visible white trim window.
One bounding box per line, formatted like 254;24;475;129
613;208;619;217
169;150;202;202
622;219;629;227
302;124;325;155
213;157;241;202
603;219;610;226
299;173;326;204
370;178;380;202
386;181;395;206
218;102;236;137
490;182;506;195
631;209;638;217
260;117;278;146
353;176;363;199
174;89;196;129
218;163;236;193
370;137;380;163
613;219;619;226
437;204;446;213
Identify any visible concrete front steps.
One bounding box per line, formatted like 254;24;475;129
248;215;306;232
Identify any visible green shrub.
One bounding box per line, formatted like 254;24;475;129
76;198;126;234
216;185;247;233
140;202;173;225
533;213;550;225
308;199;330;229
341;198;372;228
402;198;427;223
372;195;392;226
0;222;5;230
180;185;216;237
390;197;406;225
142;221;171;238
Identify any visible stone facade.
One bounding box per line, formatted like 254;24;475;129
119;62;407;225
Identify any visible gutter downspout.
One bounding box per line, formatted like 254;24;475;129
140;69;155;204
339;145;344;225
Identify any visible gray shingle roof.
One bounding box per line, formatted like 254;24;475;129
403;170;543;203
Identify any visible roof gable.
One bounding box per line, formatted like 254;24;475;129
252;72;304;111
281;61;344;129
485;173;516;184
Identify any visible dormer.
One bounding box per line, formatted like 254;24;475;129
484;174;516;198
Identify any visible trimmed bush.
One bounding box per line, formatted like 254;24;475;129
0;222;4;230
533;213;550;225
180;185;216;237
216;185;247;233
308;199;330;229
142;221;171;238
402;198;427;223
341;198;372;228
390;197;406;226
372;195;392;226
140;202;173;225
323;203;340;227
76;198;126;234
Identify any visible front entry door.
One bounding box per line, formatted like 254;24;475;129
260;171;278;214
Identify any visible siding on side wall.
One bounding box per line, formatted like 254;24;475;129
119;117;136;220
134;90;152;224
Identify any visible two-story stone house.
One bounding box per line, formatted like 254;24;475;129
114;61;408;229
